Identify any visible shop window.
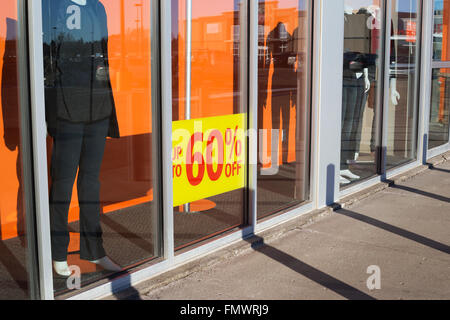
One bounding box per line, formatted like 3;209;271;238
257;0;312;218
340;0;384;187
385;0;421;169
429;0;450;149
42;0;161;295
171;0;247;250
0;0;37;299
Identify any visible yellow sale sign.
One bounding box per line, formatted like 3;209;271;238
172;114;247;207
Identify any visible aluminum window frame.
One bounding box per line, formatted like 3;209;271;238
27;0;54;300
27;0;166;300
254;0;317;230
340;0;430;200
338;0;389;195
427;0;450;156
382;0;425;174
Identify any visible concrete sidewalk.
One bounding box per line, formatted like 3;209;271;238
107;154;450;300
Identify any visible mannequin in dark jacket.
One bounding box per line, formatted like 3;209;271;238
43;0;121;276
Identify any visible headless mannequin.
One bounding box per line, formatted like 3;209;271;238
341;6;370;183
53;0;121;277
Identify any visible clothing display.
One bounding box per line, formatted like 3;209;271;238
43;0;119;263
341;12;373;170
49;118;109;262
43;0;119;138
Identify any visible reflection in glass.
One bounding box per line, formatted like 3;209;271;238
257;0;311;219
0;1;34;299
43;0;159;294
385;0;420;169
433;0;449;61
340;0;384;187
171;0;247;250
429;69;450;148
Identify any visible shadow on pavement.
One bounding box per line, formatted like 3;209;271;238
246;236;376;300
335;208;450;255
427;163;450;174
385;179;450;203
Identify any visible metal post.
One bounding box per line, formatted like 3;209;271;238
249;0;258;228
161;0;175;261
27;0;55;300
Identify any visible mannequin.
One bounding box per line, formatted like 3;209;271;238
341;8;373;183
44;0;121;277
390;78;400;105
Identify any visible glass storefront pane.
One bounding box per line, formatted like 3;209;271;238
340;0;384;187
0;0;35;299
42;0;160;294
171;0;247;250
256;0;311;219
429;68;450;148
433;0;449;61
385;0;420;169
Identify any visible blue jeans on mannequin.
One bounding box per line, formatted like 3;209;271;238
49;118;109;262
341;76;367;170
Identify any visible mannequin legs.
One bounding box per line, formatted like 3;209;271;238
341;76;366;182
49;119;119;275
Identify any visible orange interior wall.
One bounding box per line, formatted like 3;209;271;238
176;0;236;120
0;1;21;240
1;0;155;240
440;0;450;122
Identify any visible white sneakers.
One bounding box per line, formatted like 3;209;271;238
340;169;361;185
53;261;72;277
90;256;122;272
53;256;122;277
340;169;360;180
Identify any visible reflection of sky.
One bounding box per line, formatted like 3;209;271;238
397;0;417;13
346;0;418;13
434;0;443;10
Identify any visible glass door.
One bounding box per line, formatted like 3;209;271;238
171;0;248;251
340;0;385;187
429;0;450;150
256;0;313;219
0;0;39;299
385;0;422;169
42;0;161;295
